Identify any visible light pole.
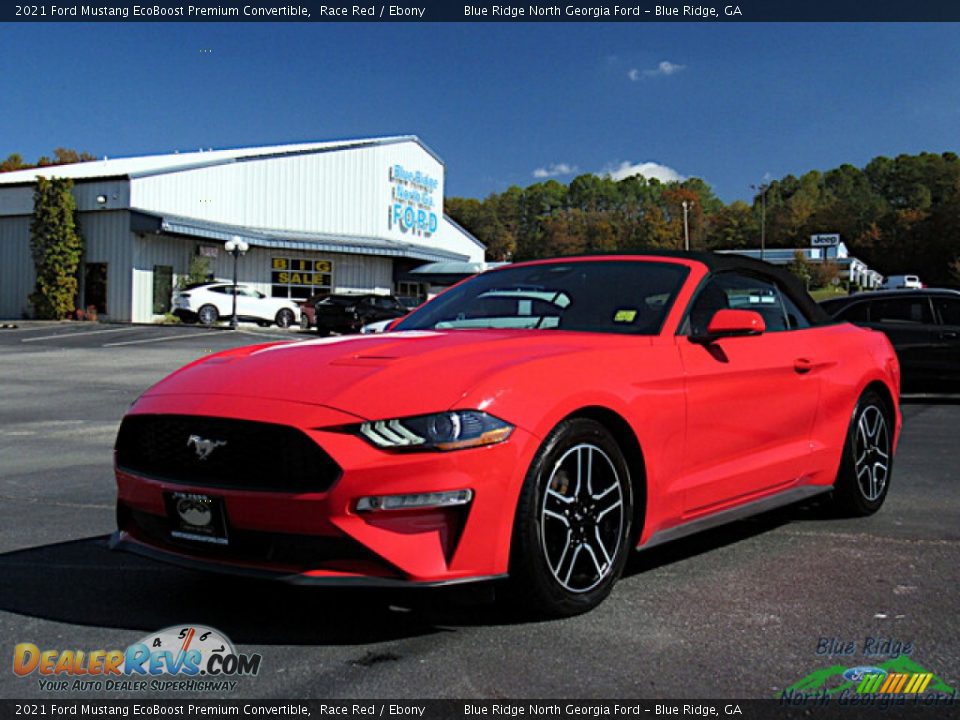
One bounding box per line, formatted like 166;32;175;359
223;236;249;330
751;183;769;261
681;200;690;251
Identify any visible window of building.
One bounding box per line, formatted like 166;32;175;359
271;257;333;300
84;263;108;314
152;265;173;314
396;281;426;302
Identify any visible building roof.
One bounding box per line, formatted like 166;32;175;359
130;210;468;264
0;136;441;185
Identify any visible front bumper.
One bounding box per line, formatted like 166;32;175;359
113;394;538;585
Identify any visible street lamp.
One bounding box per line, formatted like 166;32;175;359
223;236;249;330
751;183;769;261
681;200;690;252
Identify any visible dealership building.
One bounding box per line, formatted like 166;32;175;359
0;136;484;322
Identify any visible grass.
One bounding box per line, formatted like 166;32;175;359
809;287;850;302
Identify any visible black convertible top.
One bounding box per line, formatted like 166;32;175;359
570;249;832;325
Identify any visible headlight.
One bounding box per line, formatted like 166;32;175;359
357;411;513;451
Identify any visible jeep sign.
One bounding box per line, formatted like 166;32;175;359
811;233;840;247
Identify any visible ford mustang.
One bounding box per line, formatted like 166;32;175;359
112;252;901;615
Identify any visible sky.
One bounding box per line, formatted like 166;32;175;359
1;22;958;203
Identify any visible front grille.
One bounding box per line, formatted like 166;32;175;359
119;504;382;570
115;414;341;493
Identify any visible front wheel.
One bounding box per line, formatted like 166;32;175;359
507;418;633;617
275;309;295;328
830;389;893;516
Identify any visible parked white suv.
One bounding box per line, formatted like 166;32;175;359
882;274;922;290
172;283;300;327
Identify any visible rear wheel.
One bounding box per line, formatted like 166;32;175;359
831;389;893;516
197;304;219;326
275;309;295;328
507;418;633;617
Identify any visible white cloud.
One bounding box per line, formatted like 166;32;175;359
629;60;686;80
602;161;686;184
532;163;578;179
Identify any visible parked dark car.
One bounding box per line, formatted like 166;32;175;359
300;293;410;335
820;289;960;391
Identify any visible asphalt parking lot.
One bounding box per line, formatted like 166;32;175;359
0;323;957;701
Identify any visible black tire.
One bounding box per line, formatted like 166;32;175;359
275;309;295;328
256;321;271;328
197;304;219;326
507;418;634;617
831;389;893;516
316;325;331;337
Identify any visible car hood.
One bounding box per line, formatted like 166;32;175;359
142;330;616;420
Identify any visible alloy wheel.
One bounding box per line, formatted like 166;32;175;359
854;404;890;502
540;443;625;593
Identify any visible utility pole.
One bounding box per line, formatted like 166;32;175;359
751;183;769;261
681;200;690;251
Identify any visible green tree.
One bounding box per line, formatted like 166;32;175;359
176;254;213;290
785;251;813;289
29;177;84;319
950;257;960;284
705;200;756;249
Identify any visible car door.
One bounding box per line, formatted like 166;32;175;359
930;296;960;383
677;271;822;516
862;296;938;384
234;287;265;320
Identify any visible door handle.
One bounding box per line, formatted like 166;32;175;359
794;358;813;374
941;331;959;340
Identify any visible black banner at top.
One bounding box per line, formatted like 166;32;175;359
3;0;960;22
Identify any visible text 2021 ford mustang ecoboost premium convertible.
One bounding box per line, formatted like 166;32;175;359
112;252;901;615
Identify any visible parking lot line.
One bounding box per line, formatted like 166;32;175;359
21;326;142;343
102;332;221;347
238;329;306;341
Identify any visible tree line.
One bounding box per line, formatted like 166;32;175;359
446;151;960;286
1;148;97;173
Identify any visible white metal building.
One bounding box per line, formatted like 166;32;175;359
0;136;485;322
720;243;883;289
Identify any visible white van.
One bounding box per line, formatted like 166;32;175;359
882;274;922;290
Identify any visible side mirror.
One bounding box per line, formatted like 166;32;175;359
692;309;766;344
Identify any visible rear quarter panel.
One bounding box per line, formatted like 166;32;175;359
807;322;901;486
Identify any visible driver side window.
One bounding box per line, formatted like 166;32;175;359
687;280;730;337
687;272;806;335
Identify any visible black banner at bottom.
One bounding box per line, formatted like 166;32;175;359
2;699;960;720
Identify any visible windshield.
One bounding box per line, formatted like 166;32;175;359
396;260;689;335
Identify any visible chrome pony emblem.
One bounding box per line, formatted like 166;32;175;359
187;435;227;461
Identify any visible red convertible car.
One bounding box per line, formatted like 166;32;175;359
112;252;901;615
